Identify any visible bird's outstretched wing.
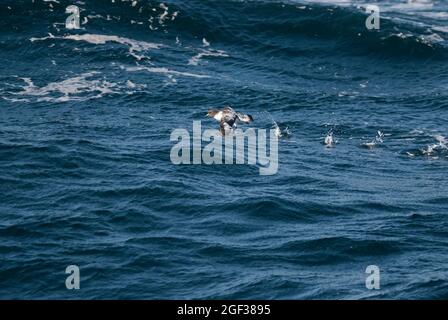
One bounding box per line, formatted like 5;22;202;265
235;112;246;121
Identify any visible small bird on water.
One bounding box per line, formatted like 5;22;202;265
324;132;334;147
207;105;253;136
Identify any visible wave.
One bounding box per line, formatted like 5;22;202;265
161;0;448;59
3;0;447;61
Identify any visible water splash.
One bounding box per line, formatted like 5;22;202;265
264;111;291;138
324;131;334;147
422;135;448;157
362;130;385;149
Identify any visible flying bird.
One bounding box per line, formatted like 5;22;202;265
207;106;253;136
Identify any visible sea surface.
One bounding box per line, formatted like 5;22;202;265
0;0;447;299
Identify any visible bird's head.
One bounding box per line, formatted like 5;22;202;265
241;114;254;123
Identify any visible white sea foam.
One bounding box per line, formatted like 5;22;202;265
299;0;352;5
7;72;120;102
432;26;448;34
30;33;161;60
420;12;448;19
159;3;169;25
389;1;434;12
434;135;447;145
188;49;229;66
122;65;210;78
419;33;445;45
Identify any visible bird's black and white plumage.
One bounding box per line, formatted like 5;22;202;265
207;106;253;135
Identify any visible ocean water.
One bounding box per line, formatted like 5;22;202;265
1;0;447;299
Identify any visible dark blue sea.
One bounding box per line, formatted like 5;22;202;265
1;0;447;299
